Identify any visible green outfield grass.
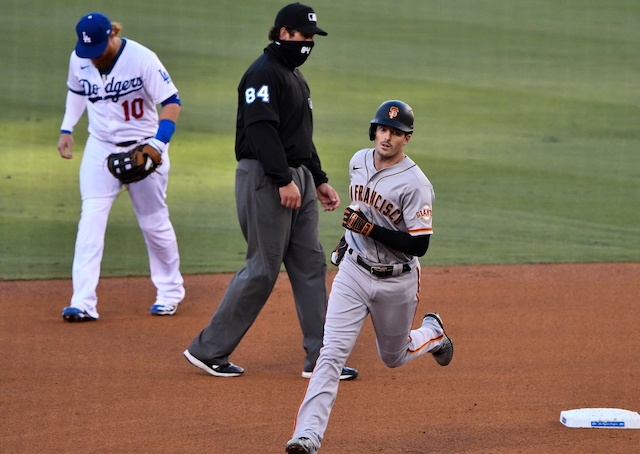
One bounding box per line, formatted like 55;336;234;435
1;0;639;280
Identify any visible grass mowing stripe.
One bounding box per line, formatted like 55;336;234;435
2;0;638;279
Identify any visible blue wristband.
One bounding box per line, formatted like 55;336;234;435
155;119;176;144
61;130;72;134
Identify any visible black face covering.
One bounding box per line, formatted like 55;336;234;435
271;40;315;68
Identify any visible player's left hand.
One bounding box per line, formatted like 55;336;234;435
317;183;340;211
107;143;163;185
342;206;374;236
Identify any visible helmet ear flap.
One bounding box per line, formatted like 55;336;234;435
369;123;376;141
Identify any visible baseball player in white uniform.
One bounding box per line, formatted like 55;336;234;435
56;12;185;321
285;100;454;454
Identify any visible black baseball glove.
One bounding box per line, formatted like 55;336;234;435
330;236;349;266
107;144;162;185
342;206;374;236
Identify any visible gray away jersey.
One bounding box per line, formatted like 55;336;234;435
345;148;434;264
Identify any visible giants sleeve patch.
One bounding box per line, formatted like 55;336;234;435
416;204;432;225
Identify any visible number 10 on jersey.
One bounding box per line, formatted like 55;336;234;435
122;98;144;120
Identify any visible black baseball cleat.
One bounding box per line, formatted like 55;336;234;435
423;313;454;366
285;437;317;454
338;366;359;380
183;349;244;377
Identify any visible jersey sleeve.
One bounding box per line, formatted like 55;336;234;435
301;143;328;187
143;51;178;105
66;52;85;94
240;68;280;127
244;121;292;186
402;183;435;236
237;63;293;185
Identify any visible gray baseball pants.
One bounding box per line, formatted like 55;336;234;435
188;159;327;372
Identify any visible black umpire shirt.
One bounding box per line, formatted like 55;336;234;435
235;43;328;188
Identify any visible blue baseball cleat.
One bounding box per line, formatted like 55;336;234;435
62;307;97;322
150;303;178;316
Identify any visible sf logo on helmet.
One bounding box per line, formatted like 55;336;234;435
388;106;399;119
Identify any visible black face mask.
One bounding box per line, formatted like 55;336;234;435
272;40;314;68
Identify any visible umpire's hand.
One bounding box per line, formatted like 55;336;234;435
279;181;302;210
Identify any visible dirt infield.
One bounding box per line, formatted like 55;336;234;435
1;263;639;453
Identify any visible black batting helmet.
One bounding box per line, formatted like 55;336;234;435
369;100;414;140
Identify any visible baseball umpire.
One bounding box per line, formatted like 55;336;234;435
285;100;454;453
183;3;357;380
57;12;185;321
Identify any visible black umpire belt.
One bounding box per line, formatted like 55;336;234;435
355;254;411;278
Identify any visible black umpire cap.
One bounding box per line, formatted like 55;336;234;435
274;3;328;36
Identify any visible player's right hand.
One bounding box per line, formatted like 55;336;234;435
279;181;302;210
342;206;374;236
57;133;74;159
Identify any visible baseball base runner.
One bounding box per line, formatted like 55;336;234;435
286;100;454;453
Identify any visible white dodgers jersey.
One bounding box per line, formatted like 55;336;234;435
66;39;178;144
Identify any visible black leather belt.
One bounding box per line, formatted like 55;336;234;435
115;140;138;147
356;255;411;278
115;137;152;147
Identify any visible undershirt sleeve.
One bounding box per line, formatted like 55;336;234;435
301;144;328;187
60;91;86;132
369;225;430;257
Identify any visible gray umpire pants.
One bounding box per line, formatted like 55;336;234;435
188;159;328;372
